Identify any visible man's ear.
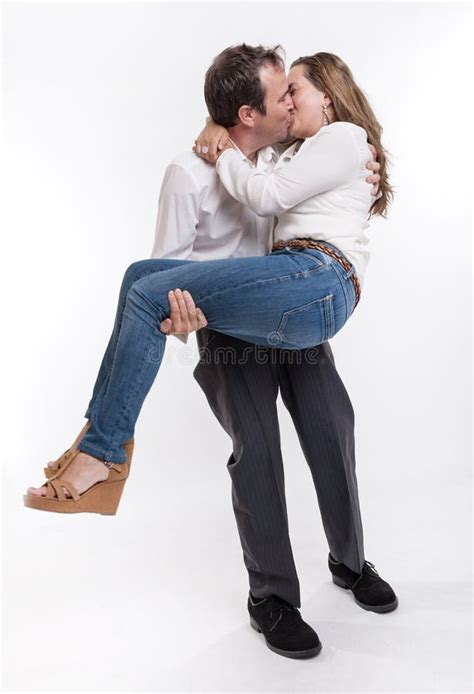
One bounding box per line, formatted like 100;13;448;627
237;104;255;127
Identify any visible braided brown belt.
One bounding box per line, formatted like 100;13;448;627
271;238;361;310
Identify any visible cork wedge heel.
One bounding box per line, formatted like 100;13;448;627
24;439;134;515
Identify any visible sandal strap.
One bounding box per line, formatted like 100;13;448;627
45;442;129;485
51;448;71;465
47;449;80;482
49;450;72;471
107;462;127;477
47;477;80;501
45;480;57;500
59;478;80;501
48;478;66;501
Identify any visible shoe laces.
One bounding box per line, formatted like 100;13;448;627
363;560;379;576
268;598;300;632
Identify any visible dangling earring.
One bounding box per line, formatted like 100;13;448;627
322;104;329;126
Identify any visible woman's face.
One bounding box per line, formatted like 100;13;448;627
287;64;330;139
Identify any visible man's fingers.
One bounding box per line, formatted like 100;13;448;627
160;318;172;334
168;289;203;335
165;291;207;334
182;290;198;327
196;308;208;327
173;289;190;329
168;290;183;332
182;290;202;332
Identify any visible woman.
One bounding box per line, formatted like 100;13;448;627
24;52;393;514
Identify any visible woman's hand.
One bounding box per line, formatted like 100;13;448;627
366;144;381;197
192;117;233;164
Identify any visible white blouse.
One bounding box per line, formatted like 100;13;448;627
215;121;375;287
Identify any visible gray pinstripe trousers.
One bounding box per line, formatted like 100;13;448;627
193;327;365;608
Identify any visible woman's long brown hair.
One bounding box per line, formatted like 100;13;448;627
291;52;394;218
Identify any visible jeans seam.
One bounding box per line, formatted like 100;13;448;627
321;294;335;341
110;332;159;454
87;266;167;418
85;333;159;462
328;262;353;323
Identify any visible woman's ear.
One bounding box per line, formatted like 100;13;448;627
237;104;254;127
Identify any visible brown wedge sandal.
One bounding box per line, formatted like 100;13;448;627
24;439;134;515
44;421;134;479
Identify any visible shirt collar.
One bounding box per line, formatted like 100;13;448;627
256;145;276;166
228;139;274;169
278;141;300;162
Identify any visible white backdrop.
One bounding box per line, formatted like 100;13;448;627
2;2;472;692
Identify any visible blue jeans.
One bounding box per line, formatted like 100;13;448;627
78;243;357;463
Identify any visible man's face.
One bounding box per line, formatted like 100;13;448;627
251;65;294;148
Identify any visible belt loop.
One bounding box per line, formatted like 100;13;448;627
343;265;355;280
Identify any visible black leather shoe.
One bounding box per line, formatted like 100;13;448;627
328;553;398;613
247;591;322;659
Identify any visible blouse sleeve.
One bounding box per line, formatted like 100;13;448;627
215;124;363;217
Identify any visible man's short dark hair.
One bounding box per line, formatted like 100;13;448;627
204;43;286;128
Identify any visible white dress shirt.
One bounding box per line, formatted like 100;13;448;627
216;121;374;287
151;146;276;262
150;144;277;342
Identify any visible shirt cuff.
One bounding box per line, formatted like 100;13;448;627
216;147;245;172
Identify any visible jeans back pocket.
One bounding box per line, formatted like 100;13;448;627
276;294;336;348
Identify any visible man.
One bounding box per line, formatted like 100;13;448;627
151;44;397;660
